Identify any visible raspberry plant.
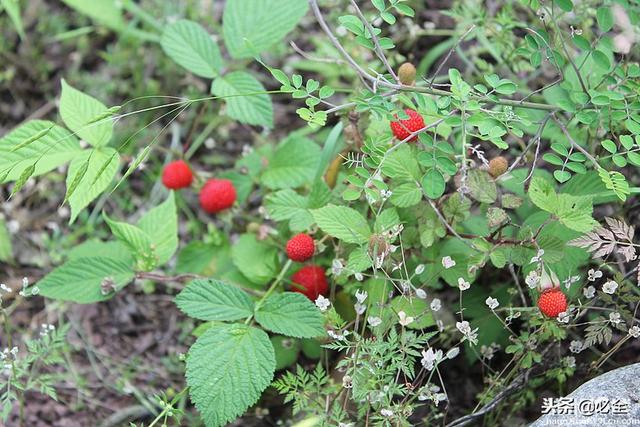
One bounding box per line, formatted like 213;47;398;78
2;0;640;426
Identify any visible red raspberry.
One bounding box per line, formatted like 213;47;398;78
286;233;315;262
199;179;236;213
390;108;425;142
290;265;328;301
537;288;568;318
161;160;193;190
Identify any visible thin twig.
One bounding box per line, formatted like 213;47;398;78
309;0;557;111
428;25;476;88
349;0;399;82
552;113;599;167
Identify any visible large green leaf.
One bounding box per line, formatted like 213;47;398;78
261;137;321;189
223;0;308;59
231;234;279;285
104;214;154;262
67;240;133;264
255;292;325;338
211;71;273;127
264;189;314;231
161;20;223;78
0;120;81;183
186;324;275;427
66;148;119;223
60;0;125;30
37;257;134;303
311;204;372;244
1;0;25;38
138;192;178;265
176;279;254;321
529;176;597;233
60;80;113;147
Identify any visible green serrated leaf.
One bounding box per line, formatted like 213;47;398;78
211;71;273;127
223;0;308;59
255;292;325;338
161;20;223;78
37;257;134;303
176;279;254;321
60;80;113;146
311;204;371;244
186;324;275;427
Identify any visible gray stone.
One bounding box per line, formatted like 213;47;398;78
530;363;640;426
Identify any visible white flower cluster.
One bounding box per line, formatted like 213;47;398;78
353;289;368;315
40;324;56;337
418;384;447;405
0;346;18;373
456;321;479;345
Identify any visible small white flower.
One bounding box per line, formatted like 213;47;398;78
315;295;330;312
458;277;470;291
354;272;364;281
416;289;427;299
442;256;456;269
398;311;414;326
367;316;382;327
446;347;460;359
603;280;618;295
563;275;580;289
332;259;344;276
456;321;479;345
629;326;640;338
327;330;347;340
569;340;584;354
456;321;471;335
354;303;366;315
609;312;622;325
525;270;540;288
355;289;368;304
563;356;576;369
0;284;10;293
430;298;442;312
400;280;411;293
380;408;394;417
421;347;443;371
480;344;497;360
30;286;40;296
415;264;425;275
558;311;570;323
583;286;596;299
485;297;499;310
530;249;545;264
342;375;353;389
619;245;637;262
587;269;603;282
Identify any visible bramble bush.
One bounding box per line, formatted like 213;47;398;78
2;0;640;426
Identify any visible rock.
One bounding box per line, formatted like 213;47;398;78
530;363;640;426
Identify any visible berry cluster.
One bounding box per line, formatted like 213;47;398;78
161;161;236;214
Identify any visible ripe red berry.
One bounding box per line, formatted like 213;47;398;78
290;265;328;301
537;288;568;318
390;108;425;142
286;233;315;262
161;160;193;190
199;179;236;213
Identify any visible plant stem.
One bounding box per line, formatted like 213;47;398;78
246;259;293;324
